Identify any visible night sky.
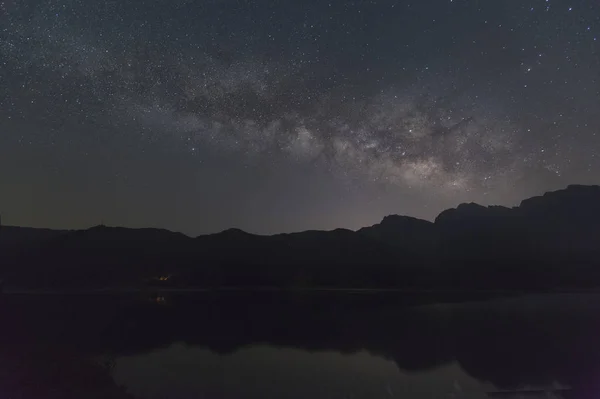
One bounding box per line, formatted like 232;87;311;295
1;0;599;235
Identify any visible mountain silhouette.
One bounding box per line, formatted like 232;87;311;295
2;184;600;291
358;214;434;249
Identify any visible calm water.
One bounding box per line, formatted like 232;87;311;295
2;292;600;398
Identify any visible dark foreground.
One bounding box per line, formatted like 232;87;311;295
2;292;600;398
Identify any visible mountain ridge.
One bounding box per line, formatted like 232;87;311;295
3;184;598;238
2;184;600;291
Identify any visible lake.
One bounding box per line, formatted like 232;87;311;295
2;292;599;398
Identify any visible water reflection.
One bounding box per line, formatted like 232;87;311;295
114;345;491;399
2;293;600;398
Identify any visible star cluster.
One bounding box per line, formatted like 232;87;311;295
1;0;599;234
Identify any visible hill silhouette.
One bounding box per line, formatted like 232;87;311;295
2;184;600;291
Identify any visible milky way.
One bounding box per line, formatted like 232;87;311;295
1;0;599;234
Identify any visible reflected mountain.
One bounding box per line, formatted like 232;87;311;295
3;293;600;398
